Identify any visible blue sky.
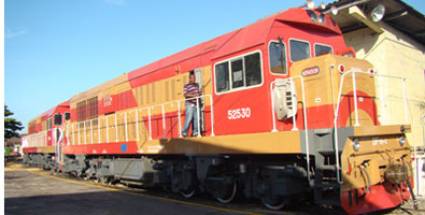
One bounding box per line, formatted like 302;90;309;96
5;0;425;132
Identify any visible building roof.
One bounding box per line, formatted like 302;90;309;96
325;0;425;45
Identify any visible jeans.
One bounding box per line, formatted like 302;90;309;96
182;102;199;136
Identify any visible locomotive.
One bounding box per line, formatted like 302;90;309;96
23;6;414;214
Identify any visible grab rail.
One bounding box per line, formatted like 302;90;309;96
270;76;311;182
65;94;214;145
333;68;410;183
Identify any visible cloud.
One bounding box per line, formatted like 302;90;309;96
104;0;126;6
6;27;29;39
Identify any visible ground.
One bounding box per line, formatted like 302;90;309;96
4;162;425;215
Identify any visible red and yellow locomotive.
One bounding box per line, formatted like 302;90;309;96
23;7;413;214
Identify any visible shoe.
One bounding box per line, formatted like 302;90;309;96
182;133;188;137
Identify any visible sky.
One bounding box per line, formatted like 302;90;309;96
5;0;425;132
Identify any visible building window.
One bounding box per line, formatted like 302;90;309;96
290;40;310;62
315;44;332;56
269;42;287;74
214;51;262;93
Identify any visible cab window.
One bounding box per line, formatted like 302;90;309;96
54;114;62;126
65;112;71;121
245;53;262;86
47;118;52;129
315;44;332;56
215;52;262;93
290;40;310;62
215;62;230;93
231;58;244;89
269;42;287;74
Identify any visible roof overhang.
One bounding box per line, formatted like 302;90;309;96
325;0;425;46
346;5;383;33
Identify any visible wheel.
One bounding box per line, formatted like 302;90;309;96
214;181;238;204
261;196;288;210
180;188;196;199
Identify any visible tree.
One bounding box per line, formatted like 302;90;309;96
5;105;24;140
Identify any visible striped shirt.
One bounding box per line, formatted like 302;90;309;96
184;83;200;104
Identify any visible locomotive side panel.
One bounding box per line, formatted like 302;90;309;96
212;48;272;135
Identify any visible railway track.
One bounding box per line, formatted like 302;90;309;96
7;161;424;214
7;161;345;215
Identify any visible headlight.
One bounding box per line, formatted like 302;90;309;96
399;137;406;146
353;139;360;152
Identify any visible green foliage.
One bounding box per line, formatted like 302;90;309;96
4;105;23;140
5;147;13;156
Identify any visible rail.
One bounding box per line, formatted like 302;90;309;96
270;76;311;182
333;68;410;183
66;94;214;146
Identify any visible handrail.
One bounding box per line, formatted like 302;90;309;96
333;69;410;184
65;94;214;145
270;76;311;182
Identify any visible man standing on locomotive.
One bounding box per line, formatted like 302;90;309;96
182;72;201;137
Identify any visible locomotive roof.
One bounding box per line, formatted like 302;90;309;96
128;8;341;80
70;73;128;102
67;8;341;104
29;100;70;123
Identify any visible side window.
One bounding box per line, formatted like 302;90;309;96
215;62;230;93
47;118;52;129
269;42;287;74
215;52;262;93
231;59;244;89
65;112;71;121
290;40;310;62
54;114;62;126
315;44;332;56
245;53;261;86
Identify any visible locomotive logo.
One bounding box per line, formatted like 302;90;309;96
302;66;320;77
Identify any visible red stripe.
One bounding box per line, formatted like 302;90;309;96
62;141;138;155
23;147;38;153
